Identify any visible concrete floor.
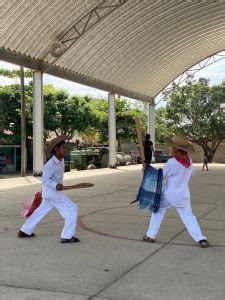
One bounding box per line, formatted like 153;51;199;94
0;164;224;299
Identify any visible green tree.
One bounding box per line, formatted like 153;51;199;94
0;83;98;143
155;106;175;143
93;98;146;150
88;98;108;144
0;84;33;144
0;68;33;78
80;127;100;145
43;85;98;140
165;78;225;162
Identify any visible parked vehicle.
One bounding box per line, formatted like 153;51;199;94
91;147;132;168
155;149;171;163
70;146;133;169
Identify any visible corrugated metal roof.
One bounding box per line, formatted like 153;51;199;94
1;0;225;102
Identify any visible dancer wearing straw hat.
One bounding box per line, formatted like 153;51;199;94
18;136;80;243
143;134;209;248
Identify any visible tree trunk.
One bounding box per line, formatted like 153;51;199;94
202;147;214;163
118;136;122;152
201;141;221;163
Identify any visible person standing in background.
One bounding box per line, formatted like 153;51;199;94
202;157;209;171
144;134;155;164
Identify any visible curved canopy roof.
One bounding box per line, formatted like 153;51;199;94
1;0;225;102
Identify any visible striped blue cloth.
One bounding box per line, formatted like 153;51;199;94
135;165;163;213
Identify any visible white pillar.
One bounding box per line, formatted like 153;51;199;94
33;71;44;176
148;101;155;161
20;66;26;177
108;93;116;168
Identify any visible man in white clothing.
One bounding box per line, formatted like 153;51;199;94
18;136;80;243
143;135;209;248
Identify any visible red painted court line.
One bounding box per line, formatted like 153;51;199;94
78;215;225;248
1;204;224;248
78;205;225;248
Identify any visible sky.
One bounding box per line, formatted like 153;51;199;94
0;61;108;99
1;52;225;107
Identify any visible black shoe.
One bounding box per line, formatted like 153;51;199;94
18;230;35;238
61;236;80;243
198;239;210;248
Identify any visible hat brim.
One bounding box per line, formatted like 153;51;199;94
49;135;67;153
167;139;195;154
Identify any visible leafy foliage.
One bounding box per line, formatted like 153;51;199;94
155;107;175;143
165;78;225;161
43;85;97;139
0;68;33;78
0;83;33;144
91;98;147;150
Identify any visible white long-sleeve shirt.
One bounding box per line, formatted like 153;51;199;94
162;157;195;207
42;155;64;198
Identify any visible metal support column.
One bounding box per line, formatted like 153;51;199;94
33;71;44;176
108;93;116;168
20;66;26;177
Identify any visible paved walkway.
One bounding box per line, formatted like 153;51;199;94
0;164;224;299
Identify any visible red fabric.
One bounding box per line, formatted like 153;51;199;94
175;155;190;168
26;192;42;217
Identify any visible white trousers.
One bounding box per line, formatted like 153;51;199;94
146;199;206;242
21;193;78;239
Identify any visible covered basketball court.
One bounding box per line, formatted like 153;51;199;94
0;163;224;299
1;1;225;299
1;0;225;175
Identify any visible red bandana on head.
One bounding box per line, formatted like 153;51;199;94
175;155;190;168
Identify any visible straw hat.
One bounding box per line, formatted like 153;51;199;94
49;135;67;153
166;134;195;153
